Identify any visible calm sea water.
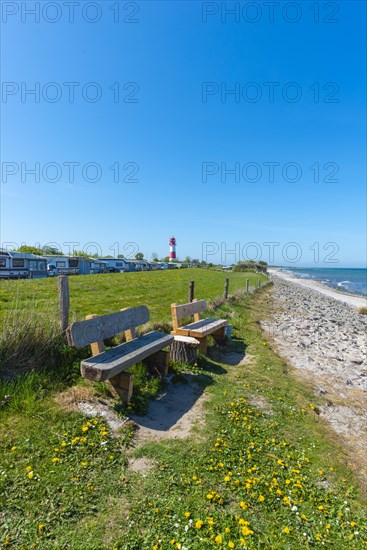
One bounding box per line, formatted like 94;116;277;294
281;268;367;297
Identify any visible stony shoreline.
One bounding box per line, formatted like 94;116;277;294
264;271;367;484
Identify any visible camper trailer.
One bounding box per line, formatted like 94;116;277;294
89;259;107;274
0;250;47;279
99;258;129;273
149;262;162;270
134;260;151;271
45;256;80;276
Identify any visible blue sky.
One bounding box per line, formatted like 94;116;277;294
1;0;366;266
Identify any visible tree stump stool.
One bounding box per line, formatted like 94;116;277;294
170;335;200;365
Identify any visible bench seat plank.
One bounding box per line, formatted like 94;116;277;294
175;318;227;338
81;331;174;382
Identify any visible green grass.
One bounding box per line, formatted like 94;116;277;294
0;269;264;323
1;288;366;548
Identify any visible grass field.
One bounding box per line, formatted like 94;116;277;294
0;269;264;323
1;272;366;548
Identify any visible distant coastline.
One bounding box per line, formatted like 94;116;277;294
268;268;367;308
270;266;367;298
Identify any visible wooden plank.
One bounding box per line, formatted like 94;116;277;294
224;278;229;299
171;303;180;331
58;275;70;332
109;372;134;402
172;299;206;321
81;331;174;382
198;336;208;353
181;318;227;338
193;299;201;322
120;308;137;341
189;280;195;302
86;314;105;355
68;306;150;348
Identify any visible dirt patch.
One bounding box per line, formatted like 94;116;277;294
55;377;210;449
248;394;274;415
128;456;155;473
55;385;96;411
209;348;255;367
130;376;209;444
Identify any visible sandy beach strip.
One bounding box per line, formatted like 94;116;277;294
264;270;367;485
268;268;367;309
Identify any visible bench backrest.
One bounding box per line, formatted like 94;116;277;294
67;306;150;349
171;299;206;331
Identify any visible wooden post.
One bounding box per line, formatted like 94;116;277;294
246;279;249;294
258;278;261;289
189;280;195;302
58;275;70;331
224;278;229;300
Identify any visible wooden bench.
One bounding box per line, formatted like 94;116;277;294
171;299;227;353
67;306;174;402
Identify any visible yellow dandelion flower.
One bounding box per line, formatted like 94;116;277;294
184;512;190;518
207;493;214;500
61;442;67;447
215;535;223;544
82;426;89;432
241;526;254;536
52;457;60;463
195;520;204;529
240;501;248;510
225;527;230;533
11;446;16;452
283;526;290;534
26;466;32;472
224;476;231;482
28;471;34;479
258;495;265;502
228;543;234;549
38;523;45;531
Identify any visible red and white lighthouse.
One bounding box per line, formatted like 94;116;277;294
169;236;176;262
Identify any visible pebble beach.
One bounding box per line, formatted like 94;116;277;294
265;269;367;483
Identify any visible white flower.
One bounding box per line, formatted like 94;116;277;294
291;505;298;512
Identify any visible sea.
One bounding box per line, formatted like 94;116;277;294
279;268;367;297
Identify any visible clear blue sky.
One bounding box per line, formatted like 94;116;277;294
1;0;366;266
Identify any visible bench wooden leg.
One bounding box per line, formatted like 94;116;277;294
198;336;208;354
109;372;134;403
144;350;169;376
212;327;226;345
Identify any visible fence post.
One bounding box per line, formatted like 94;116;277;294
258;278;261;289
246;279;249;294
58;275;70;331
224;278;229;300
189;280;195;302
